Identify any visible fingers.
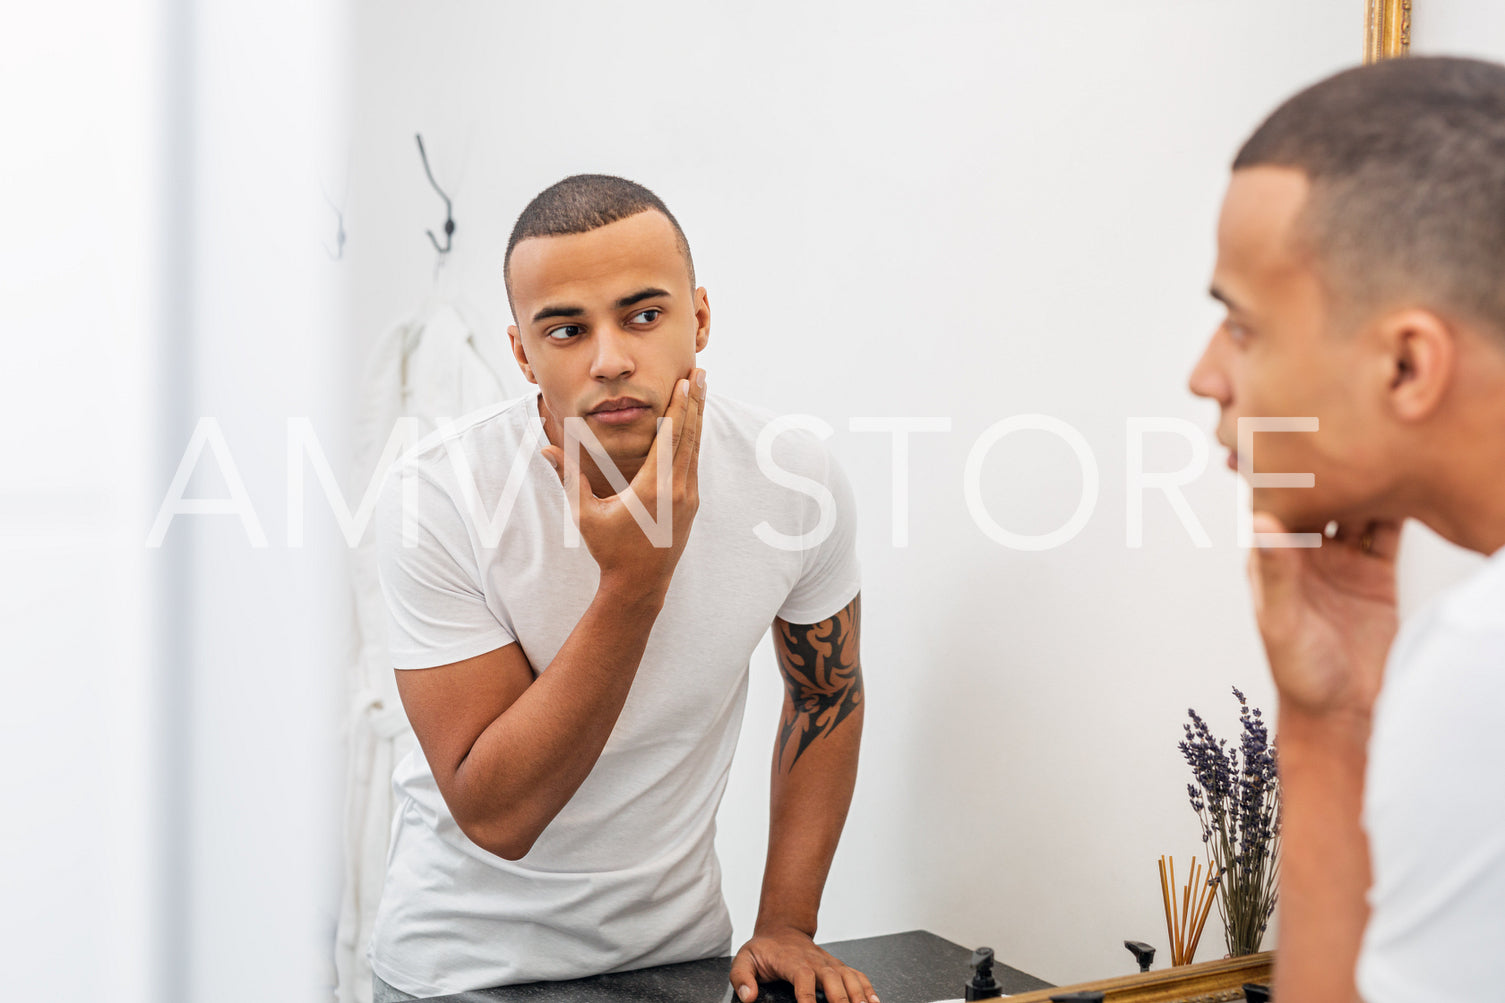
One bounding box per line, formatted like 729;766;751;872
727;937;872;1003
674;369;706;489
1247;512;1298;615
1326;518;1404;560
793;968;820;1003
793;965;864;1003
1343;519;1401;560
666;376;691;456
632;370;705;498
541;444;590;515
814;968;849;1003
1365;520;1402;560
832;966;871;1003
624;380;683;502
689;369;706;490
821;964;876;1003
1250;510;1286;538
728;951;758;1003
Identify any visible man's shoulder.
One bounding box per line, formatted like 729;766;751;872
374;396;539;522
703;393;836;475
1433;546;1505;636
1381;548;1505;725
397;395;538;479
702;392;777;435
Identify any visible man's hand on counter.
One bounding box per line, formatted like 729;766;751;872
729;925;879;1003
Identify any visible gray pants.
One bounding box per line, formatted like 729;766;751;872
372;973;419;1002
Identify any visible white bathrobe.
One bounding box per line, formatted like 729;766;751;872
334;298;525;1003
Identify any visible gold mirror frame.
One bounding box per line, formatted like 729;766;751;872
1366;0;1412;63
1003;953;1272;1003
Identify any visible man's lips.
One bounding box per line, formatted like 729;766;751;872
588;397;651;426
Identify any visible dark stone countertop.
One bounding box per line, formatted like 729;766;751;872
418;929;1053;1003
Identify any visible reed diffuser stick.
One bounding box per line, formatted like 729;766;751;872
1158;856;1176;964
1159;854;1221;966
1168;856;1180;962
1189;872;1217;962
1180;859;1196;956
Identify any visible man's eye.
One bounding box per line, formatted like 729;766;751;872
545;325;584;341
1224;318;1250;343
629;309;661;325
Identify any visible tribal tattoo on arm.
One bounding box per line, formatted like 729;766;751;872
773;594;863;774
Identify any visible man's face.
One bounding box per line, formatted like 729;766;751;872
507;210;709;472
1189;167;1393;531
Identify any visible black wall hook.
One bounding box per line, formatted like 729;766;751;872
415;133;455;253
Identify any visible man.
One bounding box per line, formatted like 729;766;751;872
369;175;877;1003
1189;57;1505;1002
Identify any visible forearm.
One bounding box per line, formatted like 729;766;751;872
756;701;863;935
1274;706;1372;1003
455;576;665;856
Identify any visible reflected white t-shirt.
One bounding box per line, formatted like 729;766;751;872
1358;546;1505;1002
368;393;861;998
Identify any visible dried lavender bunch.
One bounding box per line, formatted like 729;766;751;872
1179;687;1282;956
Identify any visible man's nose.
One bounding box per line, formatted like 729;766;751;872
1188;332;1231;405
589;325;635;381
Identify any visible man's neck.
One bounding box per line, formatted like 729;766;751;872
1410;392;1505;556
1417;484;1505;556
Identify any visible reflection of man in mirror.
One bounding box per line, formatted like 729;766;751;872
1190;57;1505;1003
367;175;874;1003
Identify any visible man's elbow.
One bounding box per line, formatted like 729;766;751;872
455;812;538;862
484;835;535;862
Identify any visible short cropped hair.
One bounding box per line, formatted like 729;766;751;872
1235;56;1505;341
504;174;695;308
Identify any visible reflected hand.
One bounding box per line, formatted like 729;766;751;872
1247;512;1400;718
541;369;705;595
729;926;879;1003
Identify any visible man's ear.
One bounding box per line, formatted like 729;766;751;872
693;287;711;353
508;324;538;385
1379;308;1454;423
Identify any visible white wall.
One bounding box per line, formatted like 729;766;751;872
341;0;1503;988
3;3;162;1000
7;2;350;1002
178;3;350;1002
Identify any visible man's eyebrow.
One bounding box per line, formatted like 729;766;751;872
530;288;671;323
616;288;671;309
531;304;585;323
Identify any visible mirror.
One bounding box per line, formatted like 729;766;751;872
326;2;1440;996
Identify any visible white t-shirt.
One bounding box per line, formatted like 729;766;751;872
368;393;861;997
1358;546;1505;1002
